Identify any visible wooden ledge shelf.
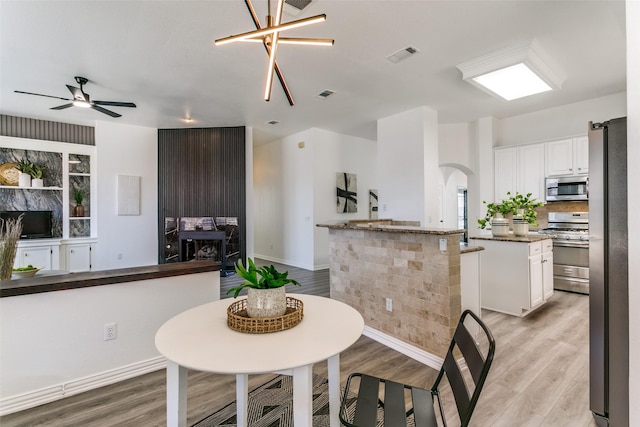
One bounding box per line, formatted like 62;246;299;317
0;260;220;298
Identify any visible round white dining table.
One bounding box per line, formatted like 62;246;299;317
155;293;364;427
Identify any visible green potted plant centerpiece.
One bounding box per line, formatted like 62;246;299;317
73;188;85;217
29;163;46;188
507;191;544;236
227;257;301;318
16;159;34;188
478;199;513;237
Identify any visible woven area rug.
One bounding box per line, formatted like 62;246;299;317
192;374;347;427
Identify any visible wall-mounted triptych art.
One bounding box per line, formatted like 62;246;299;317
369;189;378;219
336;172;357;213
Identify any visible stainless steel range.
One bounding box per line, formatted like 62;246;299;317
538;212;589;294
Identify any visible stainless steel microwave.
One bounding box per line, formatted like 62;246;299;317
546;175;588;201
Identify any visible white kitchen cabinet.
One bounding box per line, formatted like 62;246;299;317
62;241;94;272
470;237;553;317
542;243;554;301
573;136;589;175
14;240;61;270
494;143;545;202
546;136;588;176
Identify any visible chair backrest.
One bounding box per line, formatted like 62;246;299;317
431;309;495;427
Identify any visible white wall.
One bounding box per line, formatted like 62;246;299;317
377;106;440;225
253;129;312;268
311;128;377;268
499;92;627;146
440;167;467;229
439;122;472;172
253;128;376;270
0;272;219;415
626;1;639;423
94;122;158;270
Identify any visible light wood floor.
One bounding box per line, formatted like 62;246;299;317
0;261;596;426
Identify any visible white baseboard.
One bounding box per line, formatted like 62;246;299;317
363;326;444;370
252;254;316;271
0;356;166;416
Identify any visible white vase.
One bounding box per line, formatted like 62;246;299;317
246;287;287;318
513;220;529;236
491;217;510;237
31;178;44;188
18;173;31;188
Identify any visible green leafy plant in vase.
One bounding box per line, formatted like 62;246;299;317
507;191;544;226
29;163;46;188
507;191;544;236
16;159;34;187
73;188;85;217
227;257;301;318
477;200;513;229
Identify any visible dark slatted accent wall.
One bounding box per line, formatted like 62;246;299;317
0;114;95;145
157;127;246;264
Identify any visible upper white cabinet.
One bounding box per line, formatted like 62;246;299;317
573;136;589;175
546;137;588;176
494;143;545;202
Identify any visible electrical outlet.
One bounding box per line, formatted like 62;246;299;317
117;253;123;260
385;298;393;312
104;323;117;341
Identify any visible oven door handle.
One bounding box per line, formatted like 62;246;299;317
552;241;590;248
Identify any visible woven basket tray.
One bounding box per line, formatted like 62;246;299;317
227;297;304;334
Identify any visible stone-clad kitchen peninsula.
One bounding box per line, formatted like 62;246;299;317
317;220;480;363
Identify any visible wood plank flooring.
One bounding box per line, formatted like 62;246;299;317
0;260;596;426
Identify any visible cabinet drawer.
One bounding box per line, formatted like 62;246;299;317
542;239;553;252
529;241;542;256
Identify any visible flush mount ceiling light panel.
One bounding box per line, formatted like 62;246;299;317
214;0;333;105
456;39;564;101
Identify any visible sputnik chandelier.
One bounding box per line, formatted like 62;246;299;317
214;0;333;105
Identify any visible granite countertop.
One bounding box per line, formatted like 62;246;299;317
470;234;552;243
0;260;220;298
460;243;484;254
316;222;465;236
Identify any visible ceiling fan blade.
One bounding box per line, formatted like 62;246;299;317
50;103;74;110
66;85;88;102
91;105;121;118
93;100;136;108
14;90;72;101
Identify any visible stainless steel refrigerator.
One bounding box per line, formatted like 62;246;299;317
588;117;629;427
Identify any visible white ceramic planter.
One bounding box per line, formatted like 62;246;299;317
491;217;510;237
18;173;31;188
31;178;44;188
513;220;529;236
246;286;287;318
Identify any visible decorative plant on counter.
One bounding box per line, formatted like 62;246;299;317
507;191;544;226
0;215;23;281
477;199;513;229
227;257;301;298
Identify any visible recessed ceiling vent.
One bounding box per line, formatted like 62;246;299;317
386;46;419;64
316;89;335;99
284;0;314;17
266;120;280;125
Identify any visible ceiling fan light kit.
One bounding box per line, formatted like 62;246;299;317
456;39;564;101
214;0;333;104
14;76;136;117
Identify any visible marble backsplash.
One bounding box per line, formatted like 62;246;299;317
0;147;63;188
0;148;64;237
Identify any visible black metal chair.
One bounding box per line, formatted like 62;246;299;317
339;309;495;426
